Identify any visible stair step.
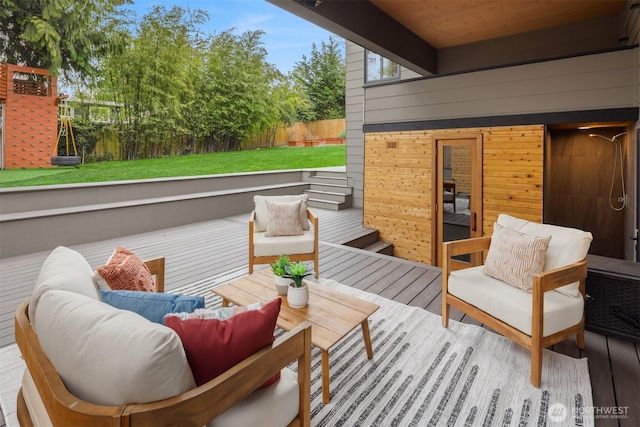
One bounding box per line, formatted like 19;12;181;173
308;198;349;211
311;170;347;179
309;183;352;195
308;175;348;186
363;240;394;256
305;189;351;203
342;228;380;248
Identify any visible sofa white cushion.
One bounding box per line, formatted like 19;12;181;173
35;290;196;406
29;246;100;331
497;214;593;297
21;369;53;427
448;266;584;337
22;364;300;427
254;195;310;232
253;229;315;257
209;367;300;427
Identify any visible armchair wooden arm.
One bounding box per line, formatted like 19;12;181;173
144;257;165;293
15;297;312;427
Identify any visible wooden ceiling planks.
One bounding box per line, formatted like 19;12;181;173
370;0;627;48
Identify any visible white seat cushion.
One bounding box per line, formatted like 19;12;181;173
22;365;300;427
208;367;300;427
253;230;315;257
448;266;584;337
35;290;196;406
497;214;592;297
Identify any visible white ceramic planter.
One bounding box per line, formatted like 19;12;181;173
287;281;309;308
274;275;292;296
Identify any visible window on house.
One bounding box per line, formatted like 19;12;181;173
365;50;399;83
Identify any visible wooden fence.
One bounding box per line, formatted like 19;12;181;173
241;118;346;149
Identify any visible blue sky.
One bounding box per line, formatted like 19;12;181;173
123;0;336;73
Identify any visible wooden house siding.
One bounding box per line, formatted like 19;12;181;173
364;49;637;125
364;125;544;265
346;41;432;208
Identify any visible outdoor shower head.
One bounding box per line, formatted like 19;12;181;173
589;132;627;142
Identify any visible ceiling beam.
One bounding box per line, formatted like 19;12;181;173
268;0;438;75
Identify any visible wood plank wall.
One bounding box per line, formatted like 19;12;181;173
364;125;544;265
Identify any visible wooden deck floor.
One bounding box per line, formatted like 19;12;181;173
0;207;638;426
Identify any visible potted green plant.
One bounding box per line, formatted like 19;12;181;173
284;262;313;308
271;255;292;295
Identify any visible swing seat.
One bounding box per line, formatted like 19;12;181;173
51;156;82;166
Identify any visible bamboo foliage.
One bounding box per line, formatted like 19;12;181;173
96;6;328;159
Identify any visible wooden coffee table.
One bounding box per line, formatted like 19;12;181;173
212;269;379;403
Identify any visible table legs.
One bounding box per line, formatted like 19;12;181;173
321;320;374;404
361;319;374;359
322;350;330;403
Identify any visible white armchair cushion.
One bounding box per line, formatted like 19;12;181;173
254;195;310;232
253;230;315;257
449;266;584;337
497;214;593;297
482;222;551;292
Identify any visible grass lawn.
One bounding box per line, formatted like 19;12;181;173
0;145;345;188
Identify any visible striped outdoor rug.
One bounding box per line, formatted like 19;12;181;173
0;271;593;426
300;280;593;427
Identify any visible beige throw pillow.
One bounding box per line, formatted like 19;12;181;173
482;222;551;292
254;195;310;232
265;200;304;237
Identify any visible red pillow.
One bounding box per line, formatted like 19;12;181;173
165;298;282;388
96;246;155;292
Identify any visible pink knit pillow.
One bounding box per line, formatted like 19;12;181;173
96;247;155;292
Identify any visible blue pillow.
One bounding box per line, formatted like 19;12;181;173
99;290;205;325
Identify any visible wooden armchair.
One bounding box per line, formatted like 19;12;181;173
441;214;592;387
249;195;319;278
144;257;165;293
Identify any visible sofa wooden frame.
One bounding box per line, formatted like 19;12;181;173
248;209;319;278
14;257;312;427
441;236;588;388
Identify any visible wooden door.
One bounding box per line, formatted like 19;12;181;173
433;134;483;267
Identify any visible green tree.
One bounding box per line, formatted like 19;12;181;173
190;29;281;152
99;5;207;159
292;36;345;121
0;0;131;78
